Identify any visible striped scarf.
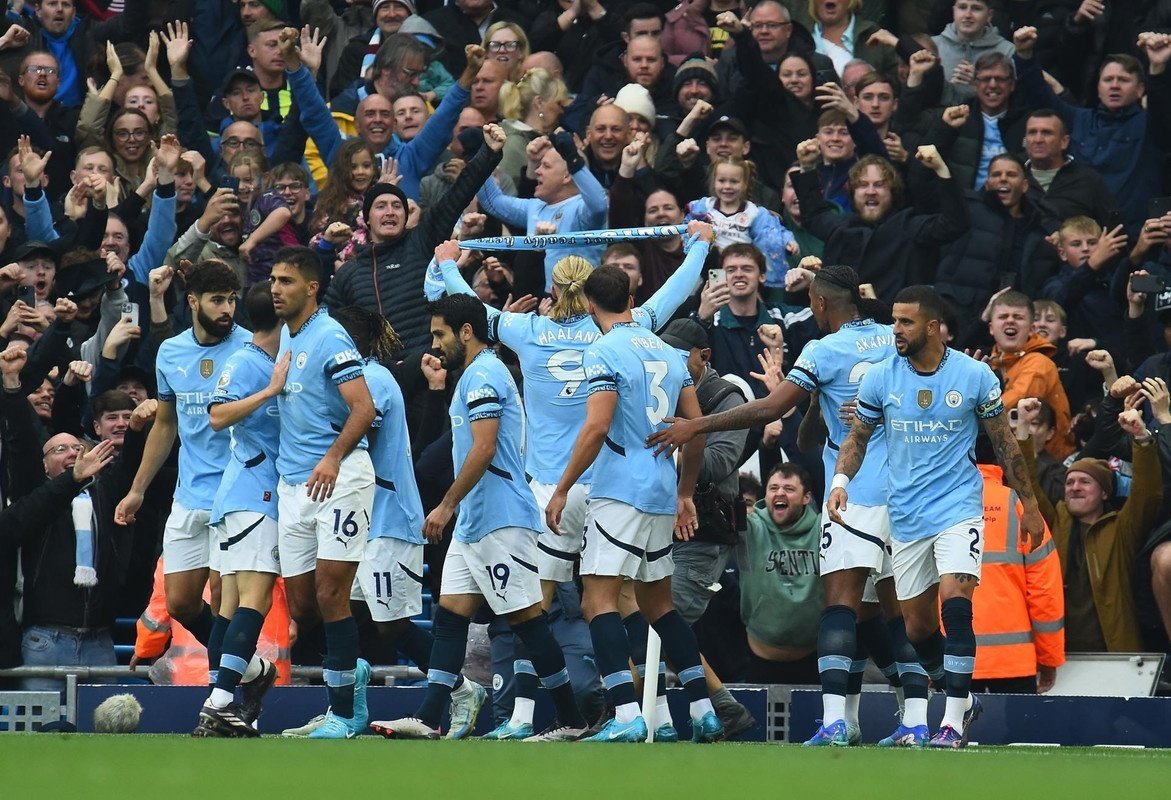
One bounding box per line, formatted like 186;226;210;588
360;28;382;85
72;489;98;587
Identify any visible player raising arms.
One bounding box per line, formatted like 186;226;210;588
194;281;287;737
271;246;377;740
829;285;1044;748
115;260;258;709
547;265;723;743
431;217;715;738
373;294;589;741
648;265;923;747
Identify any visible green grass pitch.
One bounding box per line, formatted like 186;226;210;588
4;737;1169;799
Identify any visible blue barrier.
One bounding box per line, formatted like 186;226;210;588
75;684;771;739
788;689;1171;747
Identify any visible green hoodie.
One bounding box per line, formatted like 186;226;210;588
737;502;824;649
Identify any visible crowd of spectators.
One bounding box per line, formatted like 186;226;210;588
2;0;1171;700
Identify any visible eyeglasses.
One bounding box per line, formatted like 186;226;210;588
750;21;792;32
45;443;85;456
976;74;1013;84
274;181;304;193
24;65;59;76
113;129;149;142
397;65;425;79
487;40;521;53
221;137;261;149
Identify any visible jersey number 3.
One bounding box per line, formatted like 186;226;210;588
645;361;669;425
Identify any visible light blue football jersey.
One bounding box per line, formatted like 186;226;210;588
486;306;670;486
443;241;710;487
450;349;542;543
155;324;251;510
584;322;692;515
854;348;1004;542
364;359;425;544
787;319;895;508
276;309;367;484
209;342;280;524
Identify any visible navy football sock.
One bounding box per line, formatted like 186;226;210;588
323;618;360;719
624;611;665;696
941;597;976;700
416;606;470;728
650;610;707;703
186;602;215;646
388;622;434;671
512;613;585;728
910;629;947;684
857;613;899;686
817;605;856;699
589;611;636;708
207;614;230;688
215;607;264;695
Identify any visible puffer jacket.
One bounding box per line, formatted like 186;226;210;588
323;142;502;352
936;189;1060;348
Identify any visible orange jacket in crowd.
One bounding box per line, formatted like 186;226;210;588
971;464;1065;680
135;559;292;685
991;334;1074;459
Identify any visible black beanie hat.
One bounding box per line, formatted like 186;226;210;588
362;182;409;224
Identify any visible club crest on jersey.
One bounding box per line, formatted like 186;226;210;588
296;351;308;369
917;389;932;409
945;390;963;408
200;359;215;379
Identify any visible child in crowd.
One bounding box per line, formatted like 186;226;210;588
1041;216;1127;352
308;139;381;262
686;156;798;289
230;150;295;285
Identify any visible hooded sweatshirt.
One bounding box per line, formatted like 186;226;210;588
991;333;1073;459
737;502;823;649
931;22;1015;100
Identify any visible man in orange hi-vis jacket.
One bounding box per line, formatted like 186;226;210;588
134;559;292;688
969;458;1065;694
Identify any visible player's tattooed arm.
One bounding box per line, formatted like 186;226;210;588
981;410;1047;551
833;417;877;480
981;410;1037;504
647;380;807;456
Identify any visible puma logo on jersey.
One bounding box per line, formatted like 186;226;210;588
888;392;902;406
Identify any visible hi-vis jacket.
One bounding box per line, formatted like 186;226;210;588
135;559;292;685
973;464;1065;679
